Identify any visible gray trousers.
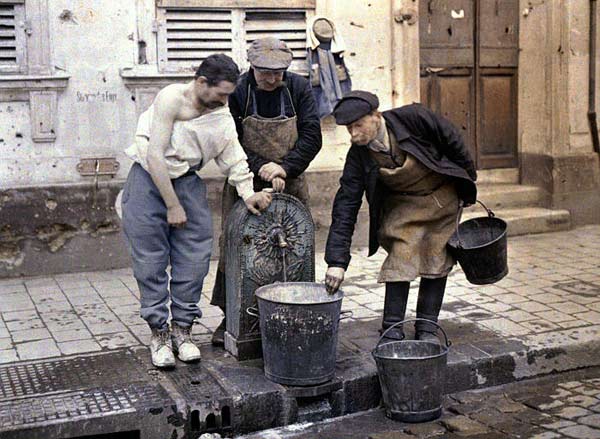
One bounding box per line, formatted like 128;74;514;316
121;163;212;330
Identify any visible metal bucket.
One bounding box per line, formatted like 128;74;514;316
372;319;450;423
248;282;349;386
447;200;509;285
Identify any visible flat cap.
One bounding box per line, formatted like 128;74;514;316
247;37;293;70
332;90;380;125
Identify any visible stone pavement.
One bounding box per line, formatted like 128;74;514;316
241;368;600;439
1;226;600;437
1;225;600;365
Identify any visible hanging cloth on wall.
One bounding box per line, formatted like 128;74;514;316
307;16;352;119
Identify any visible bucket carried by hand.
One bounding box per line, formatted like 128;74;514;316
447;200;508;285
372;319;450;423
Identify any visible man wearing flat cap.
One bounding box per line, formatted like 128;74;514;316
324;91;477;341
210;37;322;345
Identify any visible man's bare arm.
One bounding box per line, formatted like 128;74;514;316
146;88;187;227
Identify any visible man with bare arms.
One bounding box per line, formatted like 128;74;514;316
121;54;272;368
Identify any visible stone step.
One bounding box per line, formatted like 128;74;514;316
461;206;572;237
475;183;548;210
476;168;519;184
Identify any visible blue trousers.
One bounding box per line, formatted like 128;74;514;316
121;163;213;330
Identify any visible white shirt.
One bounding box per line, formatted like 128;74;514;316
125;105;255;200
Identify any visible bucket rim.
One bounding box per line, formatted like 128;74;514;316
372;340;449;361
255;281;344;305
448;216;508;251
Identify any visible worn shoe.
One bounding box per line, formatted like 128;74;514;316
415;330;439;343
379;326;405;341
150;328;176;369
211;318;226;347
171;323;201;362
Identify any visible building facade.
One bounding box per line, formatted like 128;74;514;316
0;0;599;277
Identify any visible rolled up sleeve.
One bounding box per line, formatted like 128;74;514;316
214;117;255;201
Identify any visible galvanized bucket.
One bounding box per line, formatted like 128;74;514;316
248;282;351;386
371;319;450;423
447;200;508;285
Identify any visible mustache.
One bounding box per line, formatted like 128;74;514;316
257;80;285;89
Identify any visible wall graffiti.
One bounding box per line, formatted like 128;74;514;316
76;91;118;103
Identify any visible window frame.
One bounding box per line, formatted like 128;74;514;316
0;0;27;74
155;2;314;75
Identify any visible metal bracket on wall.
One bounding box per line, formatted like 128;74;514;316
76;158;120;177
77;158;120;207
394;9;418;25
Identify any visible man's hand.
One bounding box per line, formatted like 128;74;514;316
258;162;287;182
325;267;346;294
271;177;286;192
167;204;187;228
244;191;272;215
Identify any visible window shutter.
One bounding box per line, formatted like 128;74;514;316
157;8;234;72
0;1;25;73
244;10;308;74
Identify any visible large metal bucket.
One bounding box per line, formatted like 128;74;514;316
447;200;508;285
248;282;348;386
372;319;450;423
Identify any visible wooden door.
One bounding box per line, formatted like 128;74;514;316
419;0;519;169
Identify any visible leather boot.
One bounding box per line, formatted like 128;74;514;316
150;327;176;368
171;322;201;362
211;317;226;346
211;269;226;347
380;281;410;341
415;276;447;341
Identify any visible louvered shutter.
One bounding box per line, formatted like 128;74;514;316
0;1;25;73
157;8;234;72
244;10;308;74
156;4;311;75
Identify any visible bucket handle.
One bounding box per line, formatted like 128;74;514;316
339;310;353;321
455;199;495;249
248;307;353;321
374;318;451;350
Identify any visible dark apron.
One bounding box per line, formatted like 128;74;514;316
211;86;309;309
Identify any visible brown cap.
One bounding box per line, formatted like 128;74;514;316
247;37;293;70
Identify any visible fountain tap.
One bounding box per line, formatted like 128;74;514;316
269;226;288;248
276;231;288;248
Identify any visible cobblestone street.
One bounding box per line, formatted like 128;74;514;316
1;225;600;363
241;369;600;439
1;226;600;438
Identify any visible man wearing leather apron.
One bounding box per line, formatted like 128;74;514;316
323;91;477;342
210;37;322;345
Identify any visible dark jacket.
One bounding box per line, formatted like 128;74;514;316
325;103;477;270
228;70;322;179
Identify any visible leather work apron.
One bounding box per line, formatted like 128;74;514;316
212;86;309;309
371;130;459;283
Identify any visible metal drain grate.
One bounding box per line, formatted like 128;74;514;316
0;351;144;400
0;384;170;430
167;363;228;403
0;350;173;433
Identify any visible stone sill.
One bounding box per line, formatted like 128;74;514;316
120;66;193;85
0;73;70;90
119;65;308;86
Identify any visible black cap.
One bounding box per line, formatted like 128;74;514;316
332;90;380;125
